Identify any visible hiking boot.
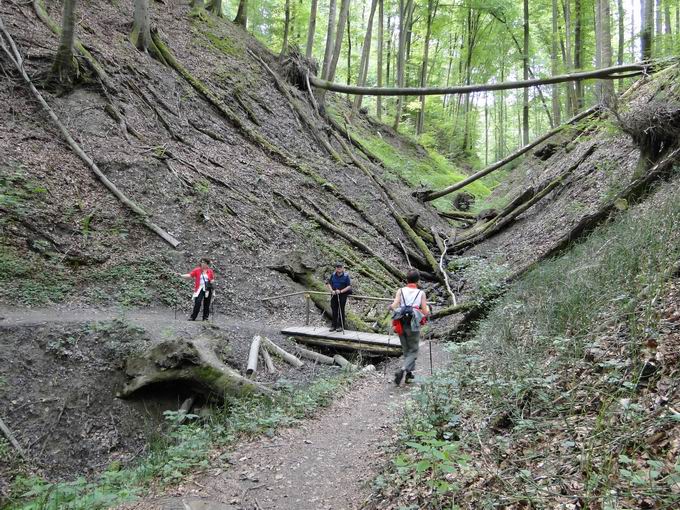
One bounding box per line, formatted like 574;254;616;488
405;372;415;383
394;369;405;386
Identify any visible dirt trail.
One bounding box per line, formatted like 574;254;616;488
121;345;445;510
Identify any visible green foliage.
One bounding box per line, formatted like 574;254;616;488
0;246;74;305
8;373;357;509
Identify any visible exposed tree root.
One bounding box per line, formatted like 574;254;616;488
540;144;680;261
309;234;399;293
0;19;180;248
275;192;406;282
248;49;344;163
118;337;272;399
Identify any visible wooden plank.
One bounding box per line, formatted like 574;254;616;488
293;336;402;356
281;326;399;347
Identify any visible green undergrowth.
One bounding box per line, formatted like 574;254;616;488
355;132;490;210
0;246;184;307
7;371;357;510
371;176;680;508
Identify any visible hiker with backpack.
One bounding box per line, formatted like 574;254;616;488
178;258;215;321
326;262;352;332
389;269;430;385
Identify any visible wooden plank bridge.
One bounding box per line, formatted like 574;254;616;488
281;326;402;356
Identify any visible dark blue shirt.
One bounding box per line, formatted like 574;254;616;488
328;271;351;290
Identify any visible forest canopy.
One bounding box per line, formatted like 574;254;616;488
221;0;676;167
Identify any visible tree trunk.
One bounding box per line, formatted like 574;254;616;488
305;0;318;59
416;0;437;135
309;63;649;96
209;0;224;17
321;0;337;79
522;0;530;145
596;0;614;107
51;0;78;84
118;338;272;400
393;0;412;131
327;0;350;84
281;0;290;57
656;0;663;38
352;0;378;114
234;0;248;28
385;14;391;86
574;0;584;109
346;8;352;85
641;0;654;60
376;0;384;120
130;0;165;61
617;0;625;92
551;0;561;126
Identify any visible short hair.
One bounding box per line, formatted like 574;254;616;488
406;269;420;284
200;257;211;265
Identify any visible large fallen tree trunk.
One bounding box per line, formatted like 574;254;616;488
449;144;598;252
416;105;600;202
118;337;272;400
0;18;180;248
295;346;336;365
309;62;650;96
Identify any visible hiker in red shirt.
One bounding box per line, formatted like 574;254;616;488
178;258;215;321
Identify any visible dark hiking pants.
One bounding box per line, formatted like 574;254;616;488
330;293;348;329
191;290;211;320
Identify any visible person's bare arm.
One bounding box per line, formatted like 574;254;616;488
178;272;192;279
420;292;430;315
389;289;402;311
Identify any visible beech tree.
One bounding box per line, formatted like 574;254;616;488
209;0;224;17
321;0;337;80
595;0;614;107
641;0;654;60
305;0;318;59
234;0;248;28
351;0;379;115
51;0;78;84
522;0;529;145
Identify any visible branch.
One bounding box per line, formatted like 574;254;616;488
415;105;600;202
309;63;651;96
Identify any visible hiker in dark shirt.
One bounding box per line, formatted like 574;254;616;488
326;262;352;332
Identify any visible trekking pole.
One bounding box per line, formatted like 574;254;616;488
429;337;433;375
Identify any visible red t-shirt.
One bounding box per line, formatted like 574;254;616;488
189;267;215;293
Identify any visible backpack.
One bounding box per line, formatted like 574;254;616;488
397;288;422;324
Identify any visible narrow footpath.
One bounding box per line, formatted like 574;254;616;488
122;345;447;510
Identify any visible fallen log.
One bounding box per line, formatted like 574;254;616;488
295;346;336;365
333;354;356;370
416;105;600;202
310;63;650;96
0;414;27;461
261;337;304;368
439;210;479;221
0;19;180;249
294;335;401;356
246;336;261;376
118;337;272;400
260;347;277;374
429;301;478;320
